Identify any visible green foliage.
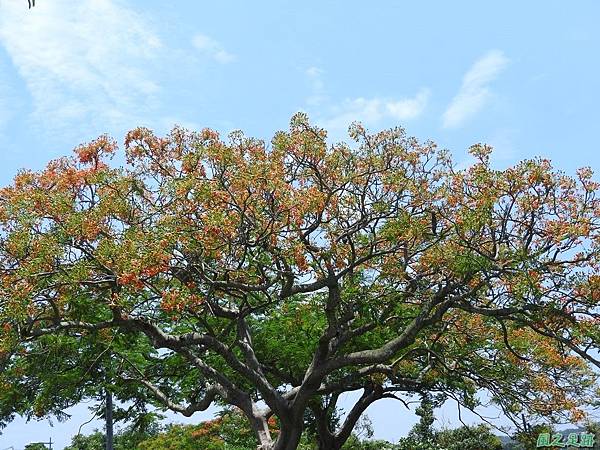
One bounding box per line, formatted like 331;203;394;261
135;410;259;450
395;396;502;450
136;423;208;450
64;412;396;450
396;423;503;450
64;419;161;450
251;298;327;380
64;431;105;450
436;425;503;450
342;436;399;450
507;424;553;450
395;394;439;450
24;444;49;450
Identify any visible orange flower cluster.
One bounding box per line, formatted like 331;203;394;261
190;417;223;438
74;135;117;166
160;289;204;316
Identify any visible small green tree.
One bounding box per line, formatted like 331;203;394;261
24;444;48;450
64;431;105;450
396;395;502;450
436;424;502;450
508;423;553;450
64;421;161;450
396;395;440;450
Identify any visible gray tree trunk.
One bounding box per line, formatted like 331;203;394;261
105;389;114;450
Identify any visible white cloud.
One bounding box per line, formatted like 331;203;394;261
442;50;509;129
0;76;9;131
0;0;162;133
321;88;430;132
385;90;431;120
192;34;235;64
306;66;326;106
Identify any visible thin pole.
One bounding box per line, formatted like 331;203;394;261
105;389;114;450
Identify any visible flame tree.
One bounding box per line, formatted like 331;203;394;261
2;114;600;450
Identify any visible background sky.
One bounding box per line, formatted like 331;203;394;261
1;0;600;448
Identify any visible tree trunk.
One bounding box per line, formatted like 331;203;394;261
311;405;340;450
316;434;340;450
250;415;274;450
272;417;305;450
272;430;303;450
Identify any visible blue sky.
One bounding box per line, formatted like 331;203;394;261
1;0;600;448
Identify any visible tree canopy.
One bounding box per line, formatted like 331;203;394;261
2;113;600;449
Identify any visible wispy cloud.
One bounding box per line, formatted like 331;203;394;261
301;67;430;138
0;75;10;132
442;50;509;129
0;0;162;133
306;66;326;106
192;34;235;64
321;88;431;132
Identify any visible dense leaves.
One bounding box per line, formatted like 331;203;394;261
2;114;600;449
63;410;507;450
64;423;158;450
65;411;393;450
